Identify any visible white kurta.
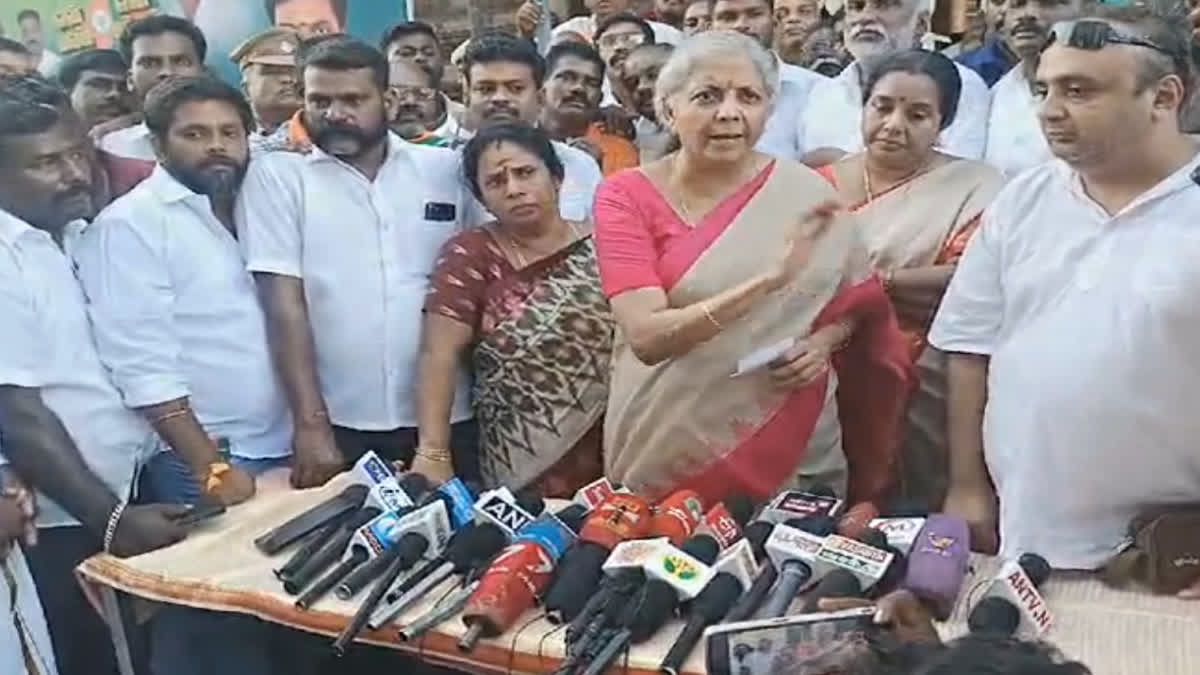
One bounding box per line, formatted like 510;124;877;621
800;60;991;159
929;151;1200;569
983;65;1052;180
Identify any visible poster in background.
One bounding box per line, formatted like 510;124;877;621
1;0;409;83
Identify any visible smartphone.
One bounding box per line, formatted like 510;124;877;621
175;501;226;527
705;607;880;675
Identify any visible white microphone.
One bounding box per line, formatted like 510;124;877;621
349;451;414;514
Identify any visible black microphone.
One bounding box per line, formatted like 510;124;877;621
296;545;369;610
801;568;864;613
332;531;432;655
966;553;1052;637
659;571;744;675
276;520;343;583
283;507;381;595
255;484;369;554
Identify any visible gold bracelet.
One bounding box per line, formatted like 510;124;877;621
204;462;232;493
415;447;452;463
701;302;723;331
151;408;190;426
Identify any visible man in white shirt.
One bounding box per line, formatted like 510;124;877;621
623;43;677;162
239;38;479;488
99;15;207;162
381;21;467;141
516;0;684;46
800;0;991;159
16;10;59;77
458;34;604;222
984;0;1086;179
75;75;292;510
930;11;1200;592
0;74;189;675
710;0;827;159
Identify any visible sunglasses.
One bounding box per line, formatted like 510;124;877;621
1045;19;1177;60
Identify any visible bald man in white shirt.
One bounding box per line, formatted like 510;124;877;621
801;0;991;159
931;11;1200;593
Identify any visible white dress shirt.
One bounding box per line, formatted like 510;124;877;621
73;166;293;461
759;61;826;160
929;150;1200;569
237;133;475;431
97;122;156;161
0;547;59;675
800;60;991;159
984;65;1052;179
0;209;152;528
553;15;683;45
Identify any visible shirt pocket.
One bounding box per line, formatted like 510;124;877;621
404;197;463;279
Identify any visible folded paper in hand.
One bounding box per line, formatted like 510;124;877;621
733;337;797;377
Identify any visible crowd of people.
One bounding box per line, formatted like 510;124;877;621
0;0;1199;674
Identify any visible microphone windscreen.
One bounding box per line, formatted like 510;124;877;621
398;473;431;499
802;569;863;612
544;542;608;620
1018;553;1051;587
968;596;1020;635
724;495;755;528
693;572;744;622
554;504;589;533
682;534;720;566
628;580;679;643
789;514;837;537
743;521;774;561
515;488;546;517
858;527;889;551
448;523;507;571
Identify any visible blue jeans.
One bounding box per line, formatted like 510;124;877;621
137;452;288;675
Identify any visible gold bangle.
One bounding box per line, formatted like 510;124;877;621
701;302;723;332
204;461;232;493
151;408;190;426
415;447;452;463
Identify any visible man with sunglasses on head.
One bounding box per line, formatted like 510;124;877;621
931;7;1200;598
983;0;1089;179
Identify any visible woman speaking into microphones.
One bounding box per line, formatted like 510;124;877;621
593;31;913;507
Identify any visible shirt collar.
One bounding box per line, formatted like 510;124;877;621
1060;147;1200;218
306;130;410;168
144;164;198;204
0;208;86;249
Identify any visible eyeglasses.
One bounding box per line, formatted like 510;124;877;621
1045;19;1176;60
391;85;437;103
596;32;647;50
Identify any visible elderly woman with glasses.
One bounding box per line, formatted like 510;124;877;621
594;31;913;506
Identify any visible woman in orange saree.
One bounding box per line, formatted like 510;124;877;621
594;32;914;507
816;50;1003;508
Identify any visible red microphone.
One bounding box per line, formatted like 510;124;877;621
458;541;555;651
650;490;705;547
578;493;654;549
700;503;743;550
837;502;880;541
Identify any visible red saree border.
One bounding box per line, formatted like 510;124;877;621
627;161;776;291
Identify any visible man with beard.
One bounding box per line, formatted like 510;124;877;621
983;0;1088;178
623;42;676;161
540;41;639;174
0;73;191;675
933;7;1200;591
460;33;604;221
231;28;303;142
57;49;135;133
710;0;827;160
389;58;450;145
239;37;479;485
801;0;990;159
99;15;207;162
381;21;466;140
72;73;287;675
516;0;683;47
774;0;824;65
957;0;1020;86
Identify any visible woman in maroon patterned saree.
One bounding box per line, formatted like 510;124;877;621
415;124;612;496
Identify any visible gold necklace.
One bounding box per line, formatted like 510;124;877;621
501;220;581;268
862;157;933;205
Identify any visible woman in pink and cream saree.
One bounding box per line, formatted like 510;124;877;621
594;32;914;506
816;50;1003;507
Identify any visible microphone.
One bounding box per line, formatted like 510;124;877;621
255;484;368;555
572;477;617;510
543;493;653;622
276;519;344;582
967;553;1053;638
868;515;928;555
333;493;451;599
649;490;706;547
802;568;864;612
659;570;744;675
283;507;381;595
899;514;970;619
756;517;829;618
761;486;843;524
458;511;577;651
296;545;369;609
697;495;754;550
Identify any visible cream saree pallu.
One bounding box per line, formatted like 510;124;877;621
604;161;914;505
825;155;1003;506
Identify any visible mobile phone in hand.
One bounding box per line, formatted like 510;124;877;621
175;500;226;527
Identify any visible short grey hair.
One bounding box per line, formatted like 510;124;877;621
653;30;779;125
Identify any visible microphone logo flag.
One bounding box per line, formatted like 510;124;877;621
573;477;616;510
437;478;476;529
475;493;535;536
662;554;703;581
